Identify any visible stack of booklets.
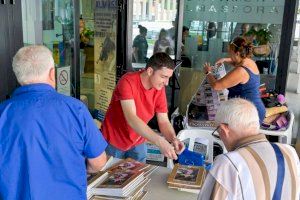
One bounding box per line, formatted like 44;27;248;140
167;164;207;194
87;158;158;200
187;64;228;128
87;156;114;199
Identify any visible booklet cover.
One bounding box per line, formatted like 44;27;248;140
107;158;148;173
97;170;143;189
167;164;206;188
91;178;150;200
193;137;209;158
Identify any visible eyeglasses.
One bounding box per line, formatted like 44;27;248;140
211;123;228;139
211;125;220;139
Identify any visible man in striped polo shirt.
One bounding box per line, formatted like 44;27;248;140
198;98;300;200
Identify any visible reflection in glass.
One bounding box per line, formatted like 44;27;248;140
131;0;178;69
153;29;173;55
22;0;75;96
183;20;282;90
132;25;148;63
55;0;73;25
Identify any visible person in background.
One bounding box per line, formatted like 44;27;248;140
102;53;185;163
79;17;90;49
203;36;266;124
207;22;217;39
198;98;300;200
167;20;176;52
181;26;191;68
153;29;173;55
182;26;190;46
240;23;250;37
132;25;148;63
167;20;176;42
0;46;107;200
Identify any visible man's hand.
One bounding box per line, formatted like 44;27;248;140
156;136;178;160
171;138;185;155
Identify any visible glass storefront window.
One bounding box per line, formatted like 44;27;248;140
22;0;118;115
22;0;75;96
80;0;118;116
131;0;178;69
182;0;285;90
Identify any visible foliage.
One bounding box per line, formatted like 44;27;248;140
245;28;272;45
82;28;94;38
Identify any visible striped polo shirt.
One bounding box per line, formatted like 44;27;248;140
198;134;300;200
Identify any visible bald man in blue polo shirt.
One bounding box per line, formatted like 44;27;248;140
0;46;107;199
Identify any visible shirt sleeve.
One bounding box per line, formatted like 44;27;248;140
115;76;134;101
81;105;107;158
198;173;229;200
155;87;168;113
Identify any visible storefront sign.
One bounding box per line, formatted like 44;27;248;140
184;0;284;24
94;0;117;113
56;66;71;96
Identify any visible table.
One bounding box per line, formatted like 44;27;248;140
144;166;198;200
102;158;198;200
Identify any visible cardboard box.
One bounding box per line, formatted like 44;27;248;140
178;68;206;115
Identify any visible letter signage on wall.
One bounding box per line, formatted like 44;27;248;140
184;0;285;24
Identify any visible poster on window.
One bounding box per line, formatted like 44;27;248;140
94;0;118;114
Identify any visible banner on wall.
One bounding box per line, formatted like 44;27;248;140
94;0;118;114
184;0;284;24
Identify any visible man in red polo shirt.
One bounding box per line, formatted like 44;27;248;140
102;53;184;162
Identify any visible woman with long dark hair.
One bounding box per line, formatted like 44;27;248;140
153;29;173;55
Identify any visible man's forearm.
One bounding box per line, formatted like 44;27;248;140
158;120;177;142
126;114;162;146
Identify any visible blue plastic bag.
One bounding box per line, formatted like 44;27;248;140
178;149;205;167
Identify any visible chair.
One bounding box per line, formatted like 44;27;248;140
167;129;227;169
260;111;294;145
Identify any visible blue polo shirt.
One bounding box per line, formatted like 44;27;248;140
0;84;107;200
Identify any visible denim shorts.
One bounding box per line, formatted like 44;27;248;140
105;143;147;163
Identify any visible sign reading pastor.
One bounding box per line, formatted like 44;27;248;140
184;0;284;24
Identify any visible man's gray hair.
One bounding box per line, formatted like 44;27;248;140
12;45;54;85
215;98;260;133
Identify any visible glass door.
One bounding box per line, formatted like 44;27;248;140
182;1;285;90
22;0;76;96
79;0;118;117
21;0;119;117
128;0;178;70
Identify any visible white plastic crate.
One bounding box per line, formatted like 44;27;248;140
260;111;294;145
167;129;227;169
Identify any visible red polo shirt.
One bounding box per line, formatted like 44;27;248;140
102;71;168;151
